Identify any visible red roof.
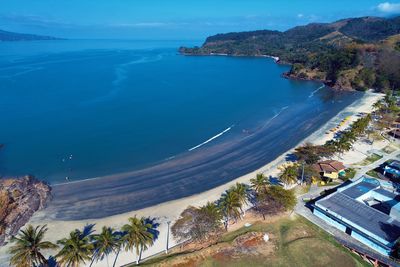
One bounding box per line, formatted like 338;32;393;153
312;160;345;173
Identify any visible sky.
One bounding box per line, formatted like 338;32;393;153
0;0;400;40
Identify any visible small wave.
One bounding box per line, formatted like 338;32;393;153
308;84;325;98
81;54;163;105
164;155;176;161
189;126;233;151
0;66;43;78
261;106;289;129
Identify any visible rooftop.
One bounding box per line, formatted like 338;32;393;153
316;178;400;245
317;192;400;243
312;160;345;173
388;160;400;171
341;178;380;199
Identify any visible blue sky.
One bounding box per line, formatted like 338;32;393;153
1;0;400;39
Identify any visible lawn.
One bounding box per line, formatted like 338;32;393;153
340;168;357;181
140;216;369;267
357;153;383;166
381;144;398;154
366;169;380;178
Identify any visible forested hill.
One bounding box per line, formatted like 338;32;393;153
180;16;400;91
0;29;62;41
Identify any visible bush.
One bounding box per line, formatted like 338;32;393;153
253;186;297;220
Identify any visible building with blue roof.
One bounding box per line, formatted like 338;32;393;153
312;177;400;256
384;160;400;178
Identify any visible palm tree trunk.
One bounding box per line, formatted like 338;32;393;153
137;246;143;264
107;255;110;267
239;207;244;220
112;247;121;267
89;249;99;267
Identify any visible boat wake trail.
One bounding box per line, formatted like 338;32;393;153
308;84;325;98
0;66;43;78
82;54;163;105
260;106;289;130
189;126;234;151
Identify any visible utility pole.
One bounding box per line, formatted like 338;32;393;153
165;221;171;254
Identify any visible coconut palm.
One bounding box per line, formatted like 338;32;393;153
230;183;249;217
112;231;126;267
90;227;121;267
279;165;299;189
250;173;269;195
56;228;94;267
8;224;57;267
218;190;242;230
373;100;384;113
200;202;222;222
200;201;223;230
122;216;158;264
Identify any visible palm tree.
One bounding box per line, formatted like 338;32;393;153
112;231;126;267
90;227;121;267
122;216;158;264
279;165;299;189
56;229;94;267
8;224;57;267
230;183;249;217
200;202;222;220
218;190;242;231
250;173;269;195
373;100;384;113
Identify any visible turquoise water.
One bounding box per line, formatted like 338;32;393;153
0;40;359;187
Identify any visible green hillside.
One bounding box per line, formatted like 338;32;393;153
180;16;400;91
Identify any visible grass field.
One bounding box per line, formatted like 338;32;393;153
140;216;369;267
381;144;398;154
366;169;380;178
341;168;357;181
357;153;383;166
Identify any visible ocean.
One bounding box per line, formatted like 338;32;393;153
0;40;362;219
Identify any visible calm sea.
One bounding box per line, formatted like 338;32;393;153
0;40;360;192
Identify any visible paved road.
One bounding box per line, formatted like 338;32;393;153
351;144;400;180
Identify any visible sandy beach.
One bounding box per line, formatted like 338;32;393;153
0;91;384;267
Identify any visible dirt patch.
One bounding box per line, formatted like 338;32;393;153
144;216;367;267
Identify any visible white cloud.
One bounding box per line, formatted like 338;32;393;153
297;13;304;18
377;2;400;13
111;22;170;28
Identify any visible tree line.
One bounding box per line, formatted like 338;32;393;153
8;177;297;267
171;177;296;243
8;216;159;267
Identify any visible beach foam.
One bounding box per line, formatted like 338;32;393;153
308;84;325;98
189;126;233;151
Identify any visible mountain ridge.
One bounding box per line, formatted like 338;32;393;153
0;29;63;41
180;16;400;91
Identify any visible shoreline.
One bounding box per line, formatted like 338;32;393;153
179;52;343;91
0;90;383;266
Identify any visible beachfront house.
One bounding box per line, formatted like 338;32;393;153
311;177;400;256
312;160;346;180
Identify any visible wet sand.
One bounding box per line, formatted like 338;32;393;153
42;89;360;221
0;91;383;267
